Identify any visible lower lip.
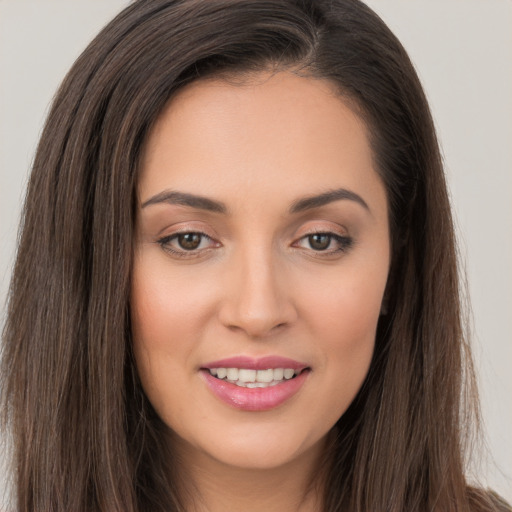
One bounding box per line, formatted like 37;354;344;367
201;370;309;411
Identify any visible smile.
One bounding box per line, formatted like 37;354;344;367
208;367;302;388
201;357;310;411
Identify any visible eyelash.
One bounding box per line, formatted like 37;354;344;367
157;232;217;258
157;231;353;258
293;232;353;255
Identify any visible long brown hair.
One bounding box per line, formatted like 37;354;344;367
1;1;508;510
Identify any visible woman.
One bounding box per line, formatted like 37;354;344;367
1;0;509;510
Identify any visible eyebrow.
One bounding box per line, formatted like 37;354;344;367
289;188;370;214
141;190;227;213
141;187;370;215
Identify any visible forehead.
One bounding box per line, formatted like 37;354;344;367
139;71;384;213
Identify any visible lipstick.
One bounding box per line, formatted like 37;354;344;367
200;356;310;411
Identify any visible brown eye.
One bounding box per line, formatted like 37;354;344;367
294;232;353;255
177;233;202;250
157;231;219;258
308;234;331;251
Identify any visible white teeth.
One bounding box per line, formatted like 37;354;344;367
256;369;274;383
273;368;284;380
208;366;304;387
246;382;271;388
234;380;283;388
283;369;295;379
226;368;239;380
238;369;256;383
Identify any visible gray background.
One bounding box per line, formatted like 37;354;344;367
1;0;511;506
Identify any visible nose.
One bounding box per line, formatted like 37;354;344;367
218;244;297;338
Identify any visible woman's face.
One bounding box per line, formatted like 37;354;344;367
131;72;390;471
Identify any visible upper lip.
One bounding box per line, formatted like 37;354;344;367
202;356;308;371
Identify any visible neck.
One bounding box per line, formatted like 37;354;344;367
174;438;328;512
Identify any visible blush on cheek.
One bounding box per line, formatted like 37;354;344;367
314;294;381;393
318;284;383;335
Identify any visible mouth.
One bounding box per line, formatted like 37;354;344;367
206;367;305;388
200;356;310;411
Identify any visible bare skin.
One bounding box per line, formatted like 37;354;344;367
131;71;390;511
177;433;326;512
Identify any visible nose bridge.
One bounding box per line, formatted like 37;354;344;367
219;238;295;337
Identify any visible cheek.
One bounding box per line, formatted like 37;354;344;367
130;254;204;407
303;261;387;348
297;256;388;409
130;253;217;351
314;287;379;389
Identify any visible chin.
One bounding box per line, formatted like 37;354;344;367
180;422;328;472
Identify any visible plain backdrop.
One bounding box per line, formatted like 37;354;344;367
1;0;511;507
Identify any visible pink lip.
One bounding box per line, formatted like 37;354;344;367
201;369;309;411
202;355;308;371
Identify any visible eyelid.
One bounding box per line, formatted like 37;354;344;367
154;219;216;238
293;219;349;238
291;221;354;255
293;232;353;253
156;226;221;258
